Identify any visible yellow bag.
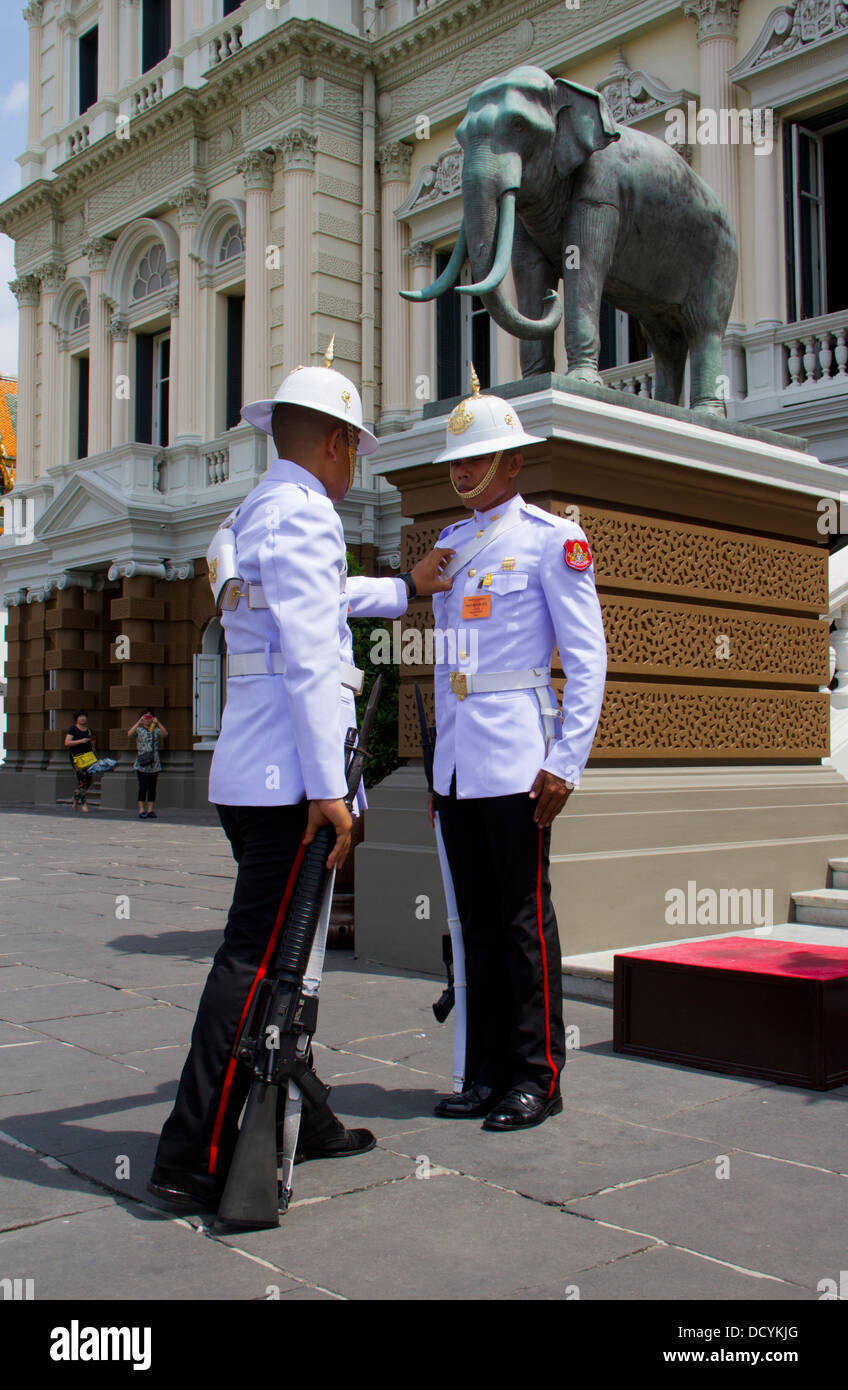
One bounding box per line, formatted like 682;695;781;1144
73;750;97;772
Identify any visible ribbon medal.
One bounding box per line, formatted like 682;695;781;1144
564;539;592;571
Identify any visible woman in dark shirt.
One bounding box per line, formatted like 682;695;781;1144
64;711;96;813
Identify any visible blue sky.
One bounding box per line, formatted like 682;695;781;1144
0;12;34;379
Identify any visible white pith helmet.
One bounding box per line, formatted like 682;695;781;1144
240;337;379;455
433;365;544;464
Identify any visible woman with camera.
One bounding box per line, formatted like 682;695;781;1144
128;709;168;819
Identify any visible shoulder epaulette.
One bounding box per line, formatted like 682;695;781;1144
521;502;562;527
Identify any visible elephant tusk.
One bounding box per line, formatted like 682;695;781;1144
457;190;516;297
399;224;468;301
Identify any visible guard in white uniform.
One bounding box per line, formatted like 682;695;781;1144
150;345;451;1212
430;370;607;1130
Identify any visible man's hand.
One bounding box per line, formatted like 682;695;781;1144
528;771;573;827
409;547;455;597
304;797;353;869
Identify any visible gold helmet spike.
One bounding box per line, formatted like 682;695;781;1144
323;335;336;370
469;362;482;398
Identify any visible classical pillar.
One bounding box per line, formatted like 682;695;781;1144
279;131;317;373
171;0;185;48
84;237;114;456
167;287;180;445
120;0;140;88
37;261;65;475
683;0;743;324
407;240;433;406
10;276;40;485
172;185;207;439
378;142;412;428
237;148;276;402
98;0;118;95
109;313;130;448
752;113;782;326
24;3;43;149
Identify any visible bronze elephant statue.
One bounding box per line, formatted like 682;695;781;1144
404;65;738;416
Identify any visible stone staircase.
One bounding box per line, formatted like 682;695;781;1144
561;853;848;1004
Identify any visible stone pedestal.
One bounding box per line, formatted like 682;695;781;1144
355;378;848;972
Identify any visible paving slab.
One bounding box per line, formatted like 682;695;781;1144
656;1085;848;1173
32;1003;196;1055
380;1105;723;1204
566;1150;845;1290
0;1138;112;1233
211;1171;651;1301
0;1202;308;1301
0;981;166;1024
0;1035;144;1097
514;1243;813;1301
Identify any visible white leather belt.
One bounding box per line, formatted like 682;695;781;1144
446;666;551;700
227;651;364;693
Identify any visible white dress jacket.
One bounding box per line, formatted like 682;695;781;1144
209;458;407;807
432;492;608;799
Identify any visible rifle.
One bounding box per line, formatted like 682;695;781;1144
216;676;382;1229
414;683;466;1094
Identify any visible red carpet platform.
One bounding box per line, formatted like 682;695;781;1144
613;937;848;1090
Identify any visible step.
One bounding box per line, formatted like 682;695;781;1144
561;922;848;1005
791;887;848;926
829;858;848;889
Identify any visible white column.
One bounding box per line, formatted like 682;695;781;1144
407;240;433;407
684;0;743;324
109;314;130;448
121;0;140;87
752;114;782;326
279;131;316;373
237;149;276;402
378;142;412;429
167;288;180;445
171;0;186;49
172;185;207;438
98;0;118;95
84;237;114;456
24;3;43;148
37;262;65;475
10;277;40;485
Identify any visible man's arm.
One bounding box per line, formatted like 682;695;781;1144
535;522;607;807
346;547;455;618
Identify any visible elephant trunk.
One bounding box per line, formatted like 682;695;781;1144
461;177;562;340
399;225;467;303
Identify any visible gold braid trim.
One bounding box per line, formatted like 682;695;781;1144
449;450;503;500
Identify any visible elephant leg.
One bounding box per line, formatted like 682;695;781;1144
511;221;557;378
644;324;688;407
562;201;620;384
688;329;727;415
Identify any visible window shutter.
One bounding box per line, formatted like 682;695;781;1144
193;655;221;737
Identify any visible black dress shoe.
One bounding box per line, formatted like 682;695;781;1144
434;1083;503;1119
482;1089;563;1131
292;1126;376;1163
147;1164;223;1212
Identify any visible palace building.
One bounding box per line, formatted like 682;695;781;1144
0;0;846;809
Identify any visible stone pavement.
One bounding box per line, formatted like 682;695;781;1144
0;805;846;1304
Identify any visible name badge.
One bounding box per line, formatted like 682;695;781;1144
462;595;491;619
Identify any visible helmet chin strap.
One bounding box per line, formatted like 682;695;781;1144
450;451;503;501
345;423;358;491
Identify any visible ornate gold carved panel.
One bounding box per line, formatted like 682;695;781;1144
592;684;829;758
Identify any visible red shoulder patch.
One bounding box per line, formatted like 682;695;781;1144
564;538;592;571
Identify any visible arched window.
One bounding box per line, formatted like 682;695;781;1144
219;223;244;263
132;244;171;301
72;298;90;331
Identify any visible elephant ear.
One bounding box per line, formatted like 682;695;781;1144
552;79;621;178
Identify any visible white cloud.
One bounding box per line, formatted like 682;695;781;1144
1;82;27;115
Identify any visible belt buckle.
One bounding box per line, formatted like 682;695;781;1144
450;672;467;701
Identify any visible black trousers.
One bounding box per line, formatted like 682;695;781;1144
155;803;338;1180
436;777;565;1099
136;771;159;802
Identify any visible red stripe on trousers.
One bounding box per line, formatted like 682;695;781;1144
536;828;557;1099
208;838;307;1176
